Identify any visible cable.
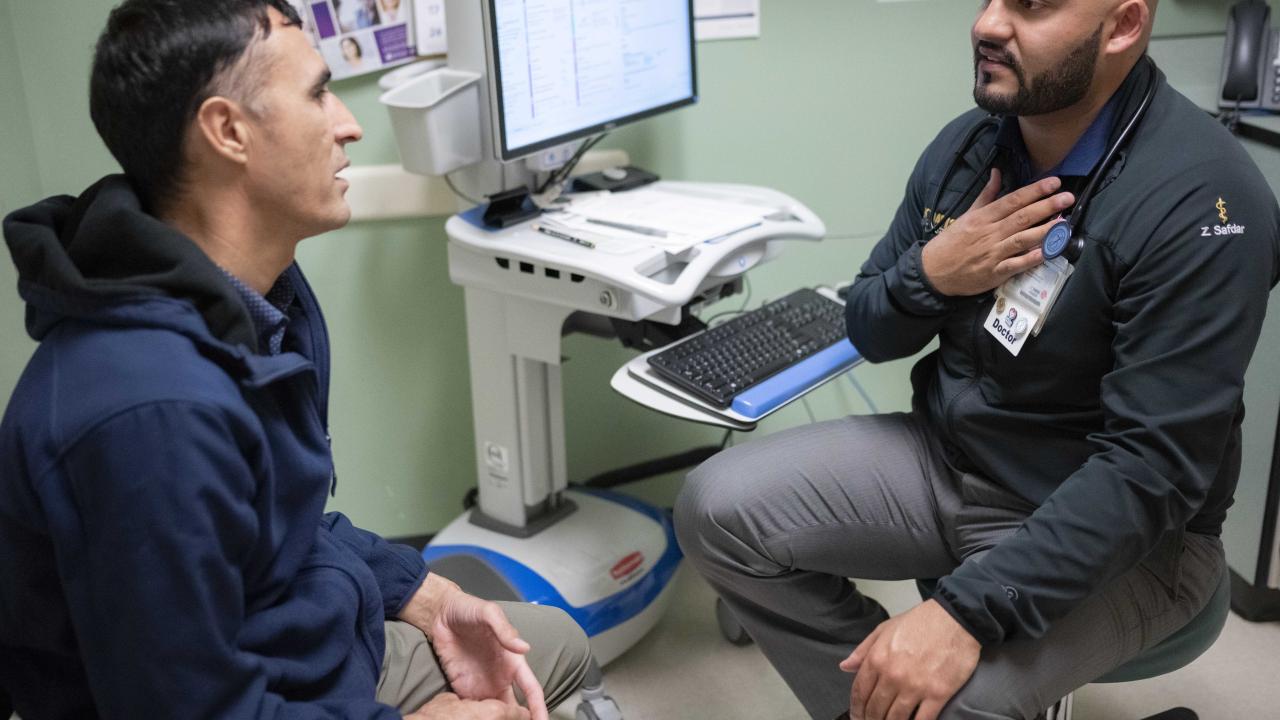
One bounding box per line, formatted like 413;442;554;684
570;427;735;492
702;276;754;328
444;171;484;206
1219;94;1243;134
536;133;608;196
577;442;726;489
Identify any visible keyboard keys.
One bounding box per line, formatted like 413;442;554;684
647;288;848;409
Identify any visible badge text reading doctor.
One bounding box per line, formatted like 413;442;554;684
984;255;1072;356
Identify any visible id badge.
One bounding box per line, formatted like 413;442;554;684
983;257;1071;356
1030;256;1072;336
984;293;1036;356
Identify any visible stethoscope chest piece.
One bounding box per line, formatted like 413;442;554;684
1042;219;1083;263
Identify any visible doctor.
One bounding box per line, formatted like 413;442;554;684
676;1;1280;719
0;1;589;718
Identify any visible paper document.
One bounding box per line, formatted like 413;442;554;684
556;187;772;250
694;0;760;41
414;0;448;56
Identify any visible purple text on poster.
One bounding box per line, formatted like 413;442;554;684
310;3;336;38
374;24;416;63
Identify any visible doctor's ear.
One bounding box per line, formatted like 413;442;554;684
192;96;254;166
1106;0;1152;56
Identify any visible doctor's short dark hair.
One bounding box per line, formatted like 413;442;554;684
89;0;302;212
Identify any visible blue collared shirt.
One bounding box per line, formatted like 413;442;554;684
995;92;1121;186
217;268;296;355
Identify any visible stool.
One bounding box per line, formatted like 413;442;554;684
916;568;1232;720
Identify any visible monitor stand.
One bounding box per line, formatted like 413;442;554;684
427;180;826;677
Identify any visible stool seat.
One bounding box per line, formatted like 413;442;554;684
914;567;1230;683
1096;568;1231;683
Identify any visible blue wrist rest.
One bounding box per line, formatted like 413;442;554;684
730;340;861;419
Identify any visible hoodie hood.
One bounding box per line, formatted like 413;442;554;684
3;174;256;349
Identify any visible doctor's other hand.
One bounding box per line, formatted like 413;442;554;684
405;692;531;720
839;598;981;720
398;574;549;720
921;169;1074;297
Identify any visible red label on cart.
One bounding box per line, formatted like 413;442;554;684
610;552;645;581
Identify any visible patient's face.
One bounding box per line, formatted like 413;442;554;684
240;8;364;238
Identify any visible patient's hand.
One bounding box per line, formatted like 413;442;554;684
839;599;980;720
405;691;531;720
398;574;548;720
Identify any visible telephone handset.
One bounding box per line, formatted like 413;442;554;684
1221;0;1280;111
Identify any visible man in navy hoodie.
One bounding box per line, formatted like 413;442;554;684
0;1;590;718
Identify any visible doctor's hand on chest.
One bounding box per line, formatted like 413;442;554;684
922;170;1075;298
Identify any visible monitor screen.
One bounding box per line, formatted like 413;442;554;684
488;0;697;161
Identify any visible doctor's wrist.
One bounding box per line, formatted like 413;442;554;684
920;240;959;297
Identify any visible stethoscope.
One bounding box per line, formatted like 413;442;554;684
923;57;1159;265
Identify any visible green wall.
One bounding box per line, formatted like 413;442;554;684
0;0;40;397
0;0;1248;536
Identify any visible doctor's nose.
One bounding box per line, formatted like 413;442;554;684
973;0;1015;45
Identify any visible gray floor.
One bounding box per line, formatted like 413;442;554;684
553;568;1280;720
8;567;1273;719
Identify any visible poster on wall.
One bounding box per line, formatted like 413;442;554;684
305;0;419;79
414;0;447;56
284;0;318;47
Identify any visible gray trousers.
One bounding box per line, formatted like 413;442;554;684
376;602;592;715
673;413;1226;720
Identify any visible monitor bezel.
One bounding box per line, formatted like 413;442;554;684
484;0;699;162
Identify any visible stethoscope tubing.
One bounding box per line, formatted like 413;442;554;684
923;57;1159;265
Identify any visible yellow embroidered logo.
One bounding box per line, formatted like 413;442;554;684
1202;197;1245;237
921;207;957;233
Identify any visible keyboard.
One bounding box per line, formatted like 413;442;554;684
647;288;855;412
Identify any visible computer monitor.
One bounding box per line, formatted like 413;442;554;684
485;0;698;162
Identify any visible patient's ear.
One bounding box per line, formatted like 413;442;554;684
192;96;253;167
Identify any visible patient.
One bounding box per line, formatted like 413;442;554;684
0;2;589;718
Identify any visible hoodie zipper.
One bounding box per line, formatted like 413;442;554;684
283;266;338;497
327;433;337;497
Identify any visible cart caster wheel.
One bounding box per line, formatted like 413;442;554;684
575;695;623;720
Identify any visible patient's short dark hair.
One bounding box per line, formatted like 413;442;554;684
89;0;302;211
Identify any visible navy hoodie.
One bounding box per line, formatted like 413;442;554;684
0;176;428;719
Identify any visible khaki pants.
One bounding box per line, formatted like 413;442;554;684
376;602;592;715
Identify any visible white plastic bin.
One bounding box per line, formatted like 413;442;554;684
380;67;482;176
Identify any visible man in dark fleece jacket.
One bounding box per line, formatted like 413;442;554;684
0;1;589;718
676;1;1280;719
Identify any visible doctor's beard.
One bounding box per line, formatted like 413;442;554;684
973;25;1103;117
